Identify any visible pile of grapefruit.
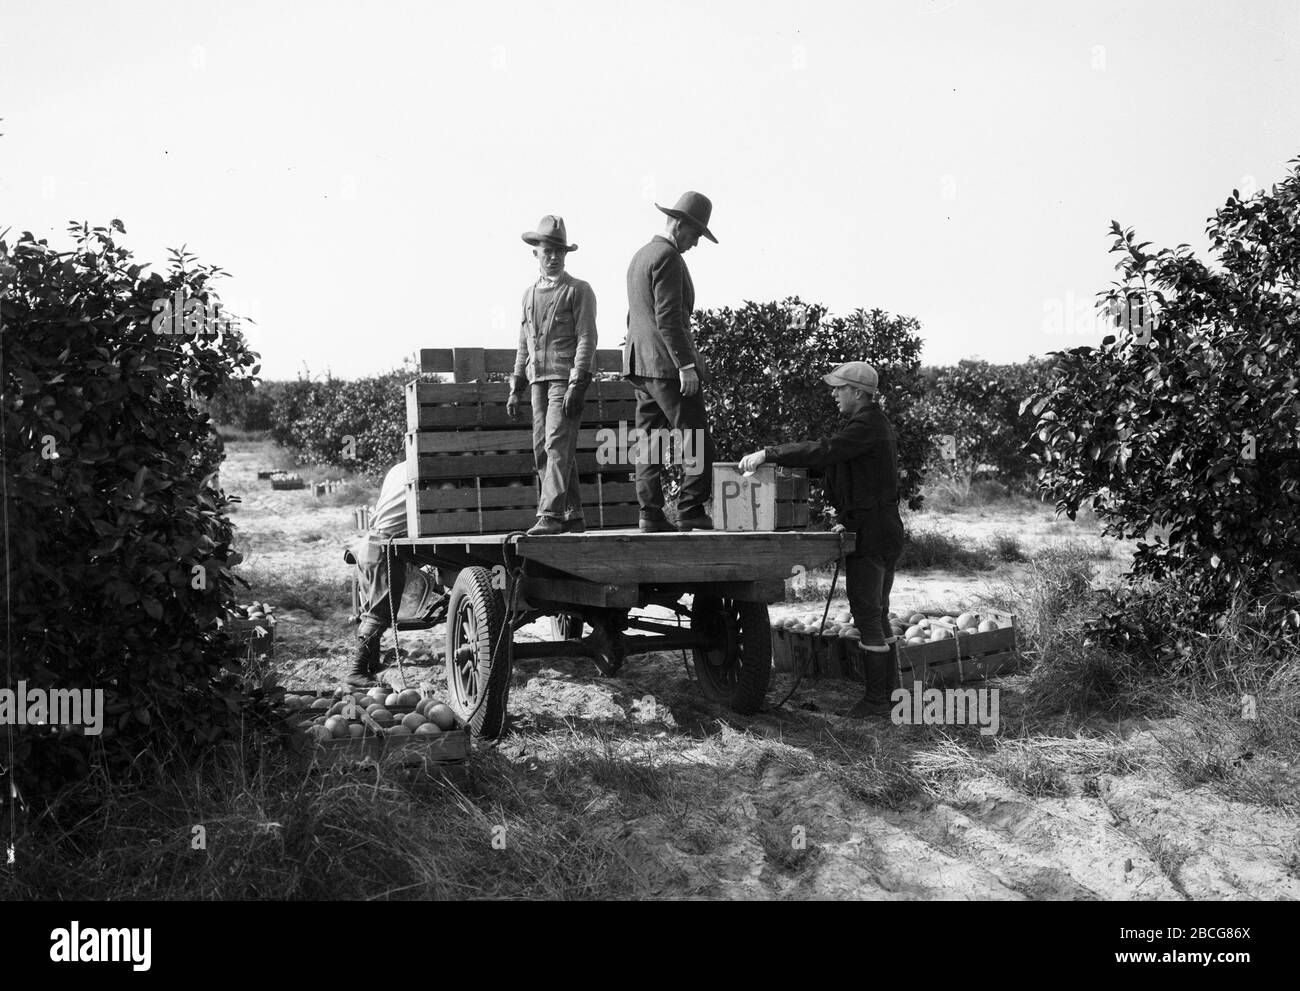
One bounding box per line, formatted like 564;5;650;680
771;610;860;639
772;609;1011;647
286;687;458;744
894;612;1009;646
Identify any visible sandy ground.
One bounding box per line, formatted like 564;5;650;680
226;440;1299;900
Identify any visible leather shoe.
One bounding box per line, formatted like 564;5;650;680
676;513;715;532
526;517;565;536
639;516;675;533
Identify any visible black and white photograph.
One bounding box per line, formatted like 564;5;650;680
0;0;1295;944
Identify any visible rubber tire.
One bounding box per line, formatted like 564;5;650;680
551;613;584;641
690;596;772;715
445;567;511;738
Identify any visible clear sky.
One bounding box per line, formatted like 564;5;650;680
3;0;1298;379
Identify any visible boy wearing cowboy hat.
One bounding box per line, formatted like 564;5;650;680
509;215;599;536
738;361;906;717
623;190;719;532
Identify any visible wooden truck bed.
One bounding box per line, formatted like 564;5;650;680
393;528;847;589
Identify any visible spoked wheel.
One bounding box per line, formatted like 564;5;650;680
690;595;772;715
445;567;511;738
550;613;584;641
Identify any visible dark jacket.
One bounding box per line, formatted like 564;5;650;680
766;403;905;556
623;236;708;382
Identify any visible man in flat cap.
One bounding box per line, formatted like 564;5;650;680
739;361;905;717
509;216;599;535
623;191;719;532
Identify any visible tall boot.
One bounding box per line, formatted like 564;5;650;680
346;617;387;688
846;642;894;719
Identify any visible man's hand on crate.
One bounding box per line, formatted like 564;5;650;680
738;450;766;474
506;375;527;419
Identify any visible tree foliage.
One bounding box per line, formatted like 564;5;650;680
693;299;929;512
1030;160;1300;654
915;358;1055;487
2;222;274;796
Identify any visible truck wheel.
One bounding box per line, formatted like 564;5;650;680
446;567;510;738
690;596;772;715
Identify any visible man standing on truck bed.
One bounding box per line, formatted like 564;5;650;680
738;361;905;717
507;215;599;536
623;190;718;532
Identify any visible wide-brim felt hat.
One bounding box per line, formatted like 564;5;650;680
522;215;577;251
656;191;717;243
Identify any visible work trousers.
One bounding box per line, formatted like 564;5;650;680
843;509;902;644
626;374;716;519
532;380;585;522
356;538;406;627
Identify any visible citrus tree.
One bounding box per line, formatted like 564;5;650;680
1029;159;1300;657
916;358;1055;488
2;222;271;796
693;298;929;513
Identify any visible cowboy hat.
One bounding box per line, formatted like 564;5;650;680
521;215;578;251
656;191;717;243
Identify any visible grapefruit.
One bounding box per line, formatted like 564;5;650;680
305;725;332;744
398;689;422;707
348;724;365;739
369;707;394;727
309;698;332;711
415;723;443;736
426;704;456;731
977;619;998;633
368;686;388;702
387;724;412;737
402;712;428;731
385;692;401;707
956;613;979;631
324;715;350;739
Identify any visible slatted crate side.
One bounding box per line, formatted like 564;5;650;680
419;347;626;378
406;447;639;482
405;476;641;537
406;379;636;428
408;503;641;537
408;428;615;456
770;627;851;676
894;614;1019;688
407;478;635;509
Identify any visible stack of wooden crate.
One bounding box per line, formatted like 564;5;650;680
404;348;642;538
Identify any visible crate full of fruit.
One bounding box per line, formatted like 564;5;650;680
226;601;277;651
270;471;305;490
770;608;861;675
284;686;470;773
891;611;1017;688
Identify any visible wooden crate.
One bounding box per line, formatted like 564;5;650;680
771;626;854;675
285;687;472;774
773;612;1019;686
891;614;1019;689
404;375;642;537
227;616;275;653
710;464;810;531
